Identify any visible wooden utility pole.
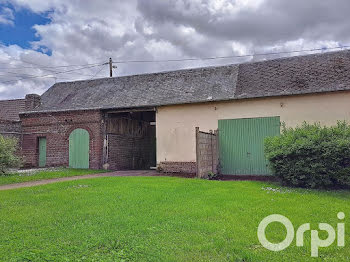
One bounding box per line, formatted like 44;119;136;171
109;57;113;77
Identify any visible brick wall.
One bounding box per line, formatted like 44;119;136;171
107;134;154;170
159;161;196;174
0;120;21;137
25;94;41;111
20;110;104;169
0;120;22;151
105;115;156;170
195;128;219;178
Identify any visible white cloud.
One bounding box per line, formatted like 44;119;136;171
0;0;350;99
0;6;14;25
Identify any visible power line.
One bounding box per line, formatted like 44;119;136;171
0;60;103;69
0;45;349;84
20;59;104;68
0;45;347;70
0;71;74;78
89;65;105;80
112;45;350;64
0;64;103;84
0;68;106;79
112;67;118;78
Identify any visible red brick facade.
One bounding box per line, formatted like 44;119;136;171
107;134;155;170
20;110;104;169
0;120;21;138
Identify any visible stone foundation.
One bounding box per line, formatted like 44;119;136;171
159;161;196;174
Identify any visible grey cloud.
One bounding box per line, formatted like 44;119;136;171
1;0;350;99
137;0;350;45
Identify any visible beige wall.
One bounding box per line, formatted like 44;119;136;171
156;91;350;163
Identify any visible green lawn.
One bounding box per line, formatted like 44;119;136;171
0;168;106;185
0;177;349;261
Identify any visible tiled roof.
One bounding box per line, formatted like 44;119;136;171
30;50;350;113
0;99;26;121
236;50;350;99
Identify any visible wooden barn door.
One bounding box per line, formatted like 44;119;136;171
69;129;90;169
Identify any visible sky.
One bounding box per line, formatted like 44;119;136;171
0;0;349;100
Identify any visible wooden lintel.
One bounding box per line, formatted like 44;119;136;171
105;107;156;114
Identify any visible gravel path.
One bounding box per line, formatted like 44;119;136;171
0;170;157;191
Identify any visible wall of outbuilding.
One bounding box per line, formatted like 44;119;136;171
106;115;156;170
156;91;350;173
0;120;21;139
20;110;104;169
0;120;22;152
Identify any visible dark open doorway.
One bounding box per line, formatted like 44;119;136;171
103;108;156;170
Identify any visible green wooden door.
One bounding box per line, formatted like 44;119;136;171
38;137;46;167
69;129;90;169
219;117;280;175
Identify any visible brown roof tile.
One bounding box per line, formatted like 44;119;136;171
0;99;25;121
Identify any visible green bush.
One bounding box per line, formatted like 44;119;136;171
264;122;350;189
0;135;21;175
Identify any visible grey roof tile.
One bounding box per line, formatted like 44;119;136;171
35;65;239;112
29;50;350;113
236;50;350;99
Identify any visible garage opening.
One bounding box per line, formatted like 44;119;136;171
104;109;156;170
218;116;280;175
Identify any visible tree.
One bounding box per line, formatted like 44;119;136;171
0;135;21;174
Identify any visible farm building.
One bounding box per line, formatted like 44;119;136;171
17;50;350;177
0;94;41;140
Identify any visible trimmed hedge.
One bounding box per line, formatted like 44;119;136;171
0;135;21;175
264;122;350;189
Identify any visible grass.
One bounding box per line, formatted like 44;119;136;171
0;177;349;261
0;168;107;185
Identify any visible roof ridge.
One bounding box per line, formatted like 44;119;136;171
54;49;350;86
28;49;350;114
54;63;239;85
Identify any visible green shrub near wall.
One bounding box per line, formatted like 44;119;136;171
0;135;21;174
264;122;350;189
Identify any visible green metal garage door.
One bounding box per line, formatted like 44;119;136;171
69;128;90;169
219;117;280;175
